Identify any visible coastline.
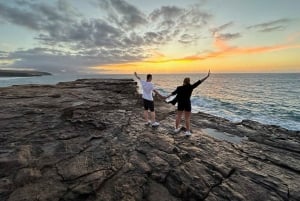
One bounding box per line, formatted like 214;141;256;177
0;78;299;200
0;73;298;131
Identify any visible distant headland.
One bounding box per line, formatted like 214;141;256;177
0;69;51;77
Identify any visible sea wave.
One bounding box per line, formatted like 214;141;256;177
191;96;300;131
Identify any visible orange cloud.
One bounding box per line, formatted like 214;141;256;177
213;32;231;50
287;31;300;43
92;31;300;74
142;33;300;64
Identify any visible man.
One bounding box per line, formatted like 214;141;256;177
134;72;164;127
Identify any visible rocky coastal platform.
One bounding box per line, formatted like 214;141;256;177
0;79;299;201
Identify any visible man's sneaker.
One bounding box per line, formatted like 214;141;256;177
184;131;192;136
152;122;160;127
174;128;181;133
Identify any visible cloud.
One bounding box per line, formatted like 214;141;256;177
0;50;8;58
178;33;200;44
148;5;212;45
142;33;300;64
144;42;300;65
36;19;125;49
218;33;241;40
210;22;234;34
150;5;211;26
2;1;297;73
0;0;150;49
210;21;242;42
202;34;300;60
247;18;291;32
0;0;79;31
258;26;285;32
0;0;214;72
0;3;42;30
209;22;241;41
149;6;184;21
95;0;148;30
5;47;148;72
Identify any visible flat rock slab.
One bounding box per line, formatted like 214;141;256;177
0;79;299;201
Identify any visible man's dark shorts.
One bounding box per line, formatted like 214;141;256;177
143;99;154;112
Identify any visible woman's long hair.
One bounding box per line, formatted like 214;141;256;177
183;77;190;85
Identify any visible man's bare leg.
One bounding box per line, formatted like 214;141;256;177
150;111;156;123
144;110;149;123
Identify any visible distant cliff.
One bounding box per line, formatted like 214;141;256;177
0;69;51;77
0;79;299;201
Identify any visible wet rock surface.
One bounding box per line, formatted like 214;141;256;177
0;79;299;201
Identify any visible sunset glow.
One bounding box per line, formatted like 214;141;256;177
94;33;300;74
0;0;300;74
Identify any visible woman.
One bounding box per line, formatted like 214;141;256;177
166;70;210;136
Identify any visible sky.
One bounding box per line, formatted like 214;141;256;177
0;0;300;74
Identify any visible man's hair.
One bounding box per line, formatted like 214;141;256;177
147;74;152;80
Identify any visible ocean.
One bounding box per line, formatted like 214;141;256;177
0;73;299;131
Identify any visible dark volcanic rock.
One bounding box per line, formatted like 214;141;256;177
0;79;299;201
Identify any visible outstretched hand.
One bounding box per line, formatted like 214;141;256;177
200;69;210;82
134;72;140;80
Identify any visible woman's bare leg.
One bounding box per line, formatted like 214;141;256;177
176;110;183;129
184;111;191;131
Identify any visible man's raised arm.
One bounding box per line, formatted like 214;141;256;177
134;72;141;80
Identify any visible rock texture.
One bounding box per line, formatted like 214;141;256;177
0;79;299;201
